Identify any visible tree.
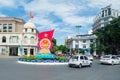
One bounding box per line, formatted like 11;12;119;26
90;43;96;55
51;38;58;54
58;45;68;54
94;16;120;55
51;38;69;54
51;45;58;54
52;37;57;45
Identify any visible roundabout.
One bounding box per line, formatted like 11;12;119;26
18;29;69;66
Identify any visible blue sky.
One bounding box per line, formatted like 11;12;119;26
0;0;120;45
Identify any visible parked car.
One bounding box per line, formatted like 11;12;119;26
117;55;120;59
116;55;120;64
68;54;92;68
100;55;119;65
86;55;94;61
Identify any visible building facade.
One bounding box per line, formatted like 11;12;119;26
65;34;96;55
0;17;39;56
92;5;120;32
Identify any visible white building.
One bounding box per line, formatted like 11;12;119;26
92;4;120;32
65;34;96;55
0;17;39;56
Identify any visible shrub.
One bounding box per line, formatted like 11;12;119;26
20;55;69;61
21;55;42;60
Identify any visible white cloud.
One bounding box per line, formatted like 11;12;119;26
33;17;57;28
20;0;120;45
87;0;120;10
22;0;94;29
63;16;95;26
0;0;17;8
0;13;7;17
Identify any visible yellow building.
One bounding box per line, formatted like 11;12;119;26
0;17;39;56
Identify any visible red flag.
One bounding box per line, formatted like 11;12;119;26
30;11;33;18
38;29;54;41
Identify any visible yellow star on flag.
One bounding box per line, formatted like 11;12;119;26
44;33;48;37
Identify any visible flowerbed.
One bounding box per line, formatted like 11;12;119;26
18;55;69;63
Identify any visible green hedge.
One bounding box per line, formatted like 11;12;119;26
54;56;69;60
21;55;69;61
21;55;42;60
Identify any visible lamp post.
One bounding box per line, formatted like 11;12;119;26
75;25;82;35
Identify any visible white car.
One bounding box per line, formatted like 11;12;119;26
117;55;120;60
100;55;119;65
86;55;94;61
68;54;92;68
116;55;120;64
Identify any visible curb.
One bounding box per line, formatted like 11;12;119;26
18;61;68;65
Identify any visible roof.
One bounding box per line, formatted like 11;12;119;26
24;21;36;29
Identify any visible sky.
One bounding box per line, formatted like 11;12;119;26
0;0;120;45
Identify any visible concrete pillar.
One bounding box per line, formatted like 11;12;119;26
27;47;30;56
6;46;9;56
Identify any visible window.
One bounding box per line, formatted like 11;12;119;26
75;40;78;43
0;24;2;32
30;37;34;44
31;29;34;32
83;40;86;43
102;11;104;17
8;24;12;32
25;28;27;32
2;48;6;55
112;56;117;59
3;24;7;32
90;39;93;42
83;45;86;48
72;56;78;59
108;8;111;15
80;56;84;60
10;36;19;43
2;36;6;43
24;36;28;43
84;56;88;60
75;45;79;49
105;10;107;16
24;48;27;55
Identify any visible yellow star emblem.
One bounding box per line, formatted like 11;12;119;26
44;33;48;37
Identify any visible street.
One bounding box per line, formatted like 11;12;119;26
0;57;120;80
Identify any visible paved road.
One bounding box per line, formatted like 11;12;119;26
0;57;120;80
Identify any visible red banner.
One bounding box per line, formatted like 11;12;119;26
38;29;54;41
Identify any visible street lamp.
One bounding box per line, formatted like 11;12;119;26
75;25;82;35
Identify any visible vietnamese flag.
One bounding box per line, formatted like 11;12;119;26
38;29;54;41
30;11;33;18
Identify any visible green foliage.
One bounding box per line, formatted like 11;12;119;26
51;45;59;54
90;43;95;55
52;37;57;45
51;38;58;54
58;45;68;53
21;55;42;60
54;56;69;60
94;16;120;55
21;55;69;61
51;38;69;54
79;49;85;54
